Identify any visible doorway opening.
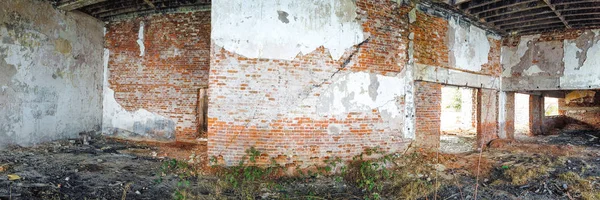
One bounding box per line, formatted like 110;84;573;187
440;86;477;153
514;93;530;137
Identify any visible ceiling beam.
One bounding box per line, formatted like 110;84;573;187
480;5;548;20
471;0;538;16
143;0;156;8
567;18;600;23
465;0;502;11
487;10;553;23
507;23;565;33
563;12;600;17
553;0;600;6
502;19;564;30
57;0;107;11
495;15;559;27
558;6;600;12
543;0;571;28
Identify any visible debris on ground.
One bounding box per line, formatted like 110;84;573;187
0;128;599;199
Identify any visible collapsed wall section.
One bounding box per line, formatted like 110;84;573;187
0;0;104;148
209;0;412;167
103;11;211;141
558;91;600;129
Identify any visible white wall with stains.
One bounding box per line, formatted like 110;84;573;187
448;16;491;72
0;0;104;148
211;0;365;61
502;30;600;91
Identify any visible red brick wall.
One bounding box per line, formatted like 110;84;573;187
414;81;442;148
477;89;499;146
412;11;502;76
412;12;449;68
208;1;412;166
504;92;515;140
529;95;544;135
105;12;211;140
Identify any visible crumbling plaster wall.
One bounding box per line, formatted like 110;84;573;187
502;29;600;91
410;6;503;146
412;5;502;90
103;11;211;141
209;0;412;166
0;0;104;148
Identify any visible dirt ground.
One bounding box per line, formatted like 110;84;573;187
0;127;599;200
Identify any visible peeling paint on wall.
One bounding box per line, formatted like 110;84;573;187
137;22;145;56
316;72;406;134
502;30;600;91
101;49;175;140
563;30;600;88
448;17;490;72
0;0;104;148
211;0;365;60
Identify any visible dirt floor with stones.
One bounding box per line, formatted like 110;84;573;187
0;123;599;200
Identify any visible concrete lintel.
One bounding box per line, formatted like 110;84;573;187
503;75;600;91
414;64;500;90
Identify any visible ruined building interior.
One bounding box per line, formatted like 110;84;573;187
1;0;600;199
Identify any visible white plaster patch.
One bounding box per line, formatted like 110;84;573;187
137;22;145;57
562;31;600;88
524;65;543;76
211;0;365;60
448;17;490;72
318;72;404;118
101;49;174;138
501;34;539;77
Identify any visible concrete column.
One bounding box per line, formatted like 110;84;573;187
477;89;499;147
529;95;545;135
501;92;515;140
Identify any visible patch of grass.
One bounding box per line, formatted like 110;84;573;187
559;171;600;200
389;151;442;200
344;147;394;200
504;165;549;185
154;158;199;200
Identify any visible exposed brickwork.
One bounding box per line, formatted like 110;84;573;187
481;38;502;76
477;89;498;146
529;95;544;135
355;1;411;74
558;93;600;129
503;29;585;47
412;11;501;76
414;81;442;148
208;1;412;166
105;11;211;140
504;92;515;140
412;12;449;68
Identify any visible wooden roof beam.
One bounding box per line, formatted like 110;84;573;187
57;0;107;11
543;0;571;28
501;19;564;29
487;10;553;23
495;15;559;27
472;0;538;15
506;23;565;33
465;0;502;11
480;5;548;20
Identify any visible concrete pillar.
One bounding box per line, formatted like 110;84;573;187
477;89;499;147
529;95;545;135
501;92;515;140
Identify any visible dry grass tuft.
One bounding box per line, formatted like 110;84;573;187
504;166;549;185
